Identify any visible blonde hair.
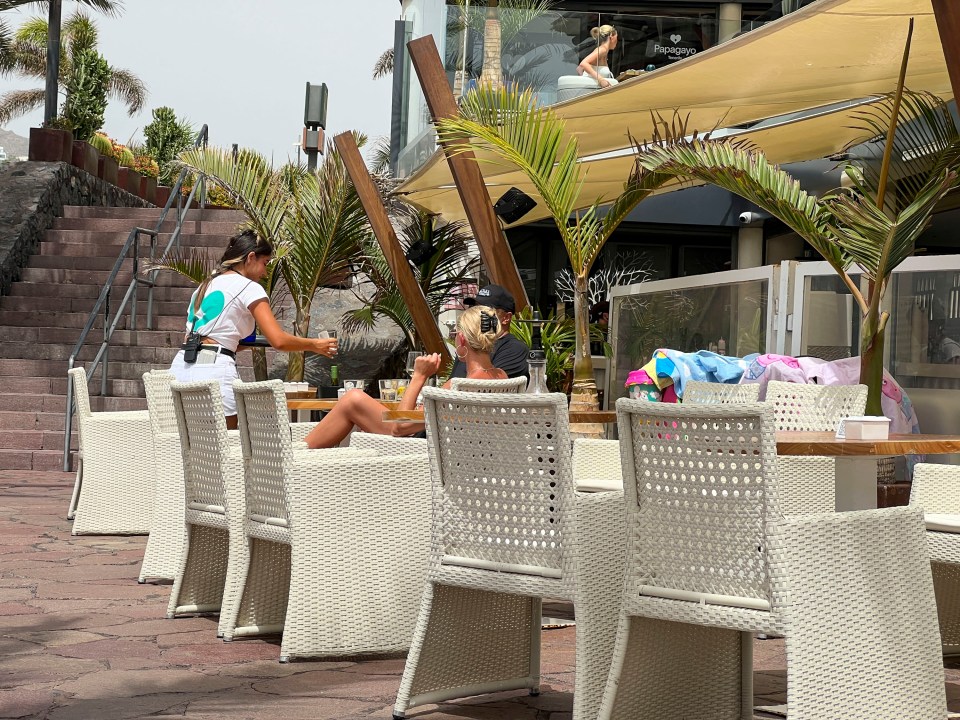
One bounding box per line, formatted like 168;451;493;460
591;24;617;42
457;306;500;355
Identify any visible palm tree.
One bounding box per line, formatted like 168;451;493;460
634;87;960;414
155;138;373;381
0;9;145;128
372;48;393;80
342;205;480;352
436;84;675;415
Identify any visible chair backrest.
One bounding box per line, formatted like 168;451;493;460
765;380;867;432
683;380;761;405
143;370;177;436
616;398;781;609
68;367;91;422
449;376;527;393
170;379;230;510
421;386;576;578
233;379;294;523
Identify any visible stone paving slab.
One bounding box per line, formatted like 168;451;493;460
1;469;958;719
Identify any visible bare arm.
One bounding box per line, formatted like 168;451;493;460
577;47;611;88
249;299;337;358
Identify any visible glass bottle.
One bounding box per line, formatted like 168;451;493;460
330;364;339;387
526;311;549;394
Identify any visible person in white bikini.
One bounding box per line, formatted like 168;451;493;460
577;24;619;89
304;305;507;449
169;229;337;429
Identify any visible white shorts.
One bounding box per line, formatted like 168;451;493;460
169;349;240;416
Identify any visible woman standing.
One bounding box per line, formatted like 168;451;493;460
577;24;619;89
170;229;337;428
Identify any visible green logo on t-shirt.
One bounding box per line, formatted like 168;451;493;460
187;290;225;330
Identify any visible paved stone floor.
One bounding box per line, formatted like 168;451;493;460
1;470;959;719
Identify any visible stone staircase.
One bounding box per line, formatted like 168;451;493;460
0;205;249;471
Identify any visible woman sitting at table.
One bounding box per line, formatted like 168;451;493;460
577;24;619;89
304;305;508;449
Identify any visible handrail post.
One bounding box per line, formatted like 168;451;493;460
62;360;75;472
101;288;110;398
130;234;139;331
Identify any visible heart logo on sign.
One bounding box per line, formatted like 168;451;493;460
670;34;681;43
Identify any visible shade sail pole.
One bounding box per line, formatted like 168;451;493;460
932;0;960;104
406;35;529;313
333;131;451;364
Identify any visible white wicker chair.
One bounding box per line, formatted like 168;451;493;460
572;438;623;492
393;388;626;720
139;370;185;582
910;462;960;655
683;380;761;404
449;376;527;393
166;380;246;638
231;379;432;660
598;400;945;720
67;366;156;535
765;380;867;514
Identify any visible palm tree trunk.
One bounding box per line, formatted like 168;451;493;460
479;1;502;89
251;347;268;382
569;274;599;411
859;307;885;416
286;310;310;382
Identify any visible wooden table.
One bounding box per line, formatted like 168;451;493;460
776;432;960;511
381;409;617;424
287;398;399;423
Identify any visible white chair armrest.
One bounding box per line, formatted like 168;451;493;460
290;422;318;445
924;513;960;533
349;431;428;455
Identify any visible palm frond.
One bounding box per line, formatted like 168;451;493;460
372;48;393;80
850;90;960;207
105;65;146;115
0;86;43;123
142;246;218;285
0;0;123;13
369;136;391;175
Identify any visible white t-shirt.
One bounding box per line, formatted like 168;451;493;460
185;273;268;352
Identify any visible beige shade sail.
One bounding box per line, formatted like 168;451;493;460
396;0;952;226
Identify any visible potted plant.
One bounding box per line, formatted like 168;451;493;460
28;117;73;162
114;143;140;195
133;155;159;203
71;136;99;175
91;132;118;185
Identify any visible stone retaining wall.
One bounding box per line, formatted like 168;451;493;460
0;161;151;296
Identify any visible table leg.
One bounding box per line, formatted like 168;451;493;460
834;457;881;511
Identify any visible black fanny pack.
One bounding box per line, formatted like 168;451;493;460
182;333;235;363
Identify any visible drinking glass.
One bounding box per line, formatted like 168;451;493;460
406;351;424;377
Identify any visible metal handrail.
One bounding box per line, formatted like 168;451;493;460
62;125;209;471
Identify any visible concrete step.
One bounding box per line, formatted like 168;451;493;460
19;267;200;286
0;326;185;347
0;310;185;331
0;343;181;364
2;428;76;452
0;293;189;317
0;389;146;411
40;237;227;257
9;282;195;302
62;206;245;222
0;410;75;432
0;358;162;381
0;448;78;471
52;217;241;234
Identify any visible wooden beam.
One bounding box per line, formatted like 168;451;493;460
406;34;529;313
334;131;451;363
932;0;960;105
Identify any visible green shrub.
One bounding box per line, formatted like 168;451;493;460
89;131;114;158
61;48;110;142
133;155;159;178
144;106;195;186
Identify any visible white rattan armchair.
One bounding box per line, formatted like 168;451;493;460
598;400;945;720
67;367;156;535
910;462;960;655
393;388;626;720
449;376;527;392
683;380;761;404
139;370;185;582
166;380;246;638
765;380;867;514
230;379;432;660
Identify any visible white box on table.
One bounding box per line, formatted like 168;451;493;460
839;416;891;440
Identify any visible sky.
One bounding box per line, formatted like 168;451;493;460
0;0;401;164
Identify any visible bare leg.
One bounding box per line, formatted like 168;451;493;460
304;391;414;449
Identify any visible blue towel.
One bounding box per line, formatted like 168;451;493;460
653;349;753;397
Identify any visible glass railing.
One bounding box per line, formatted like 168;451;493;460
395;6;718;177
740;0;819;34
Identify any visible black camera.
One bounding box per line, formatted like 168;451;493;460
183;332;203;364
